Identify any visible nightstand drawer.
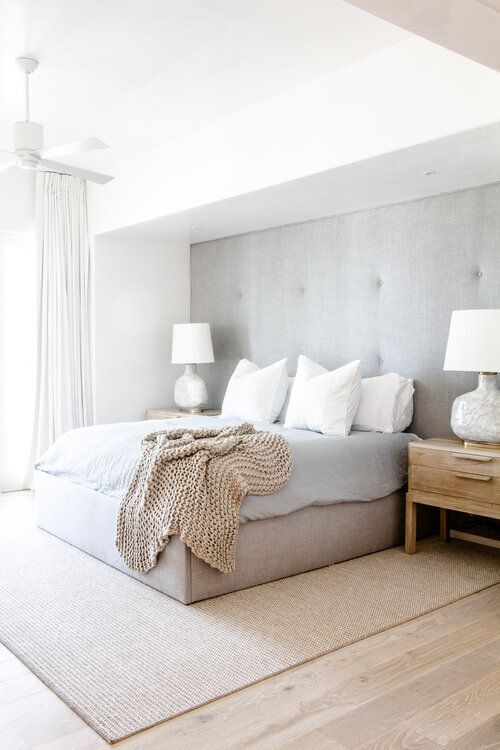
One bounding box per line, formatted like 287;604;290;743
410;464;500;504
409;444;500;478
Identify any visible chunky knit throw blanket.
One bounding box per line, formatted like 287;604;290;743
116;423;292;574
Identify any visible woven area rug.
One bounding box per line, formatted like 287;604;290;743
1;500;499;743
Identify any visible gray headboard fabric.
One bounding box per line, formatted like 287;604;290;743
191;183;500;438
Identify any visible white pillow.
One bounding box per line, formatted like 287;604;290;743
352;373;414;433
276;377;294;422
221;358;288;422
284;356;362;436
394;379;414;432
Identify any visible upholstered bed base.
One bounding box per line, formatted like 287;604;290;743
35;470;414;604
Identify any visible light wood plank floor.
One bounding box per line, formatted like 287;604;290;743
1;494;499;749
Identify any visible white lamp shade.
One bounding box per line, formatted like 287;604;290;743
171;323;214;364
443;309;500;372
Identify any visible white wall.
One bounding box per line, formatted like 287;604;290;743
0;171;35;232
94;235;190;424
89;36;500;235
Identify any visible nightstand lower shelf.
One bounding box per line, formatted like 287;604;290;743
405;491;500;554
449;529;500;551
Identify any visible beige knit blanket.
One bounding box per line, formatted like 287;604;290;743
116;423;292;574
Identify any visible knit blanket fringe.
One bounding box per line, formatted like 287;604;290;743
116;423;292;574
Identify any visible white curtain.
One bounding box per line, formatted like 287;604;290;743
30;172;94;469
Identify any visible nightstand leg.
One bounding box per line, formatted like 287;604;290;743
405;498;417;554
440;508;449;543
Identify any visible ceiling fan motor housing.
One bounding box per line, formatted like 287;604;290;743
14;120;43;153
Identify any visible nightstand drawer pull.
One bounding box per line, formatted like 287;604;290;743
452;453;492;463
452;472;492;482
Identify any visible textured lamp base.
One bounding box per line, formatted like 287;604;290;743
174;364;208;413
451;373;500;446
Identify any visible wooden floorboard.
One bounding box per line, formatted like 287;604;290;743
320;641;500;748
406;667;500;746
1;492;499;749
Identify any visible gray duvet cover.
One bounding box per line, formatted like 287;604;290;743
35;416;417;522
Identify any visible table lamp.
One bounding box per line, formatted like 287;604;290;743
171;323;214;413
443;309;500;447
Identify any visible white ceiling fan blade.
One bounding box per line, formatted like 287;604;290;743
0;161;16;171
37;137;109;160
39;159;114;185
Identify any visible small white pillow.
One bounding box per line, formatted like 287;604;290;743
285;356;362;436
352;373;414;433
221;358;288;422
394;378;414;432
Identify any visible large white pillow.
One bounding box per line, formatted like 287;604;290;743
352;372;414;433
284;356;362;436
221;358;288;422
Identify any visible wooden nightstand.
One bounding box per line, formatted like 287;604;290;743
405;438;500;554
146;407;221;420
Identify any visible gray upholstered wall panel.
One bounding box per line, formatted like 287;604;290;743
191;184;500;438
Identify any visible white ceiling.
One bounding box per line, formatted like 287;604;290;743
344;0;500;73
0;0;408;170
4;0;500;246
105;123;500;243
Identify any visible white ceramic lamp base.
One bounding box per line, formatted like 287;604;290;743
450;373;500;447
174;364;208;413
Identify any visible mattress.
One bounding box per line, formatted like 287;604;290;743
35;416;417;522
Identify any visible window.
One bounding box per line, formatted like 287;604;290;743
0;231;36;491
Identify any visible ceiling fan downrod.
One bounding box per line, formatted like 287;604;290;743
15;57;39;121
14;58;43;162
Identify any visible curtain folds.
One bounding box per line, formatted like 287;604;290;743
30;172;94;472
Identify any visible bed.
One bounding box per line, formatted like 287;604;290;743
35;415;417;604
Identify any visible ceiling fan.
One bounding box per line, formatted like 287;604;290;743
0;58;114;184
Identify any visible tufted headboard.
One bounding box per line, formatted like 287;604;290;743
191;184;500;438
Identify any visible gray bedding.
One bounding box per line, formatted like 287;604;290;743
35;416;417;523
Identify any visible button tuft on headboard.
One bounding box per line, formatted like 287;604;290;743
477;270;483;278
378;279;384;287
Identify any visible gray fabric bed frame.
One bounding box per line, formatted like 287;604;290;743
36;188;499;603
36;470;410;604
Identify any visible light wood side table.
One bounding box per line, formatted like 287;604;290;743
405;438;500;554
146;407;221;420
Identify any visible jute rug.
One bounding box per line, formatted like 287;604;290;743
0;504;499;743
